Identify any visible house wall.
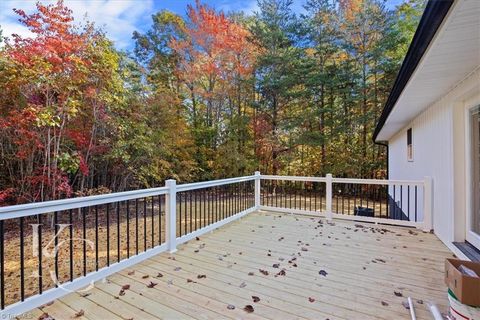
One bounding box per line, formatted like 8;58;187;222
388;68;480;247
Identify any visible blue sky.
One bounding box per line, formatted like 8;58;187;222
0;0;406;50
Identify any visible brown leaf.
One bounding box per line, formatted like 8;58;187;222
156;273;163;278
142;275;149;279
381;301;389;306
272;263;280;268
147;281;158;288
275;269;286;277
248;272;254;276
318;270;328;276
74;309;85;318
187;279;197;283
301;247;308;252
417;299;424;304
196;237;200;241
394;291;403;297
122;284;130;290
252;296;260;303
259;269;269;276
243;305;254;313
197;274;207;279
119;289;126;296
127;270;135;275
38;313;53;320
308;297;315;303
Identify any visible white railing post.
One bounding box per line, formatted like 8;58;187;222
165;179;177;253
326;173;333;220
423;176;433;232
254;171;261;209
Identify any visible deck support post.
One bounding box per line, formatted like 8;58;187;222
254;171;261;210
165;179;177;253
326;173;333;221
423;176;433;232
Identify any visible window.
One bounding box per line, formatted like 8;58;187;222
407;128;413;161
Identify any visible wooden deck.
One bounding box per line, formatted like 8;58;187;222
29;211;453;320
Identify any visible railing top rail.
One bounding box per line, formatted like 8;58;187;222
176;175;256;192
260;175;327;183
0;186;169;220
332;177;424;186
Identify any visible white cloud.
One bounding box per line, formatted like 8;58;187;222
0;0;154;49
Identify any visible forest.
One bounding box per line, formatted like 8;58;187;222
0;0;424;205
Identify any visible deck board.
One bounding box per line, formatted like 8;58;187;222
32;211;453;320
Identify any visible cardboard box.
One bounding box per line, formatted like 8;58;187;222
445;259;480;307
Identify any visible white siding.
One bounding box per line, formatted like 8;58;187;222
388;69;479;246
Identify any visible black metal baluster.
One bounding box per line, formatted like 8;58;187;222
144;198;147;252
151;197;155;247
69;209;73;281
106;204;110;267
400;185;403;220
415;186;418;222
179;193;182;236
37;214;42;293
54;211;59;283
127;201;130;258
160;195;164;245
135;199;139;255
393;185;396;220
407;186;410;221
0;220;4;309
189;191;193;233
20;217;25;300
117;203;121;262
95;206;98;271
83;207;87;276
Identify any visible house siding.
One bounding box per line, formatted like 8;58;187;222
388;68;480;247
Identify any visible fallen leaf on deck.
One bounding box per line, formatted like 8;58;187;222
187;279;197;283
197;274;207;279
239;282;247;288
248;272;254;276
196;237;200;240
174;267;182;271
147;281;158;288
301;247;308;252
227;304;235;310
319;270;328;276
119;289;126;296
122;284;130;290
272;263;280;268
402;301;410;309
381;301;389;306
244;305;254;313
259;269;269;275
74;309;85;318
142;275;149;279
194;249;199;253
308;297;315;303
252;296;260;303
80;293;91;298
127;271;135;275
156;273;163;278
394;291;403;297
275;270;286;276
38;313;53;320
417;300;423;304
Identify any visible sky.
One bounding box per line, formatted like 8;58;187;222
0;0;406;51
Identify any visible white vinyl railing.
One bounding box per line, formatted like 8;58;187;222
0;172;431;316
